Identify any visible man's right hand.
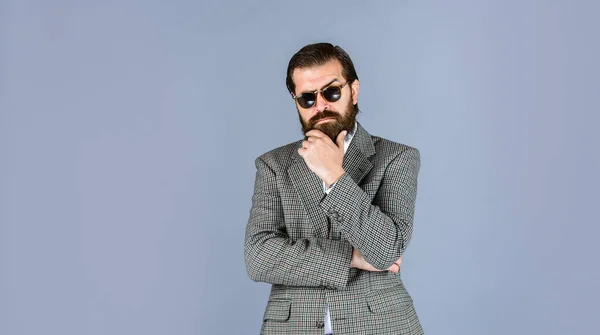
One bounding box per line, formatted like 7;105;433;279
350;249;402;273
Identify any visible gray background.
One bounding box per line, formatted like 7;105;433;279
1;1;599;334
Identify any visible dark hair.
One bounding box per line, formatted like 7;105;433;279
286;43;359;97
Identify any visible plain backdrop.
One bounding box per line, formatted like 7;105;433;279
1;1;599;334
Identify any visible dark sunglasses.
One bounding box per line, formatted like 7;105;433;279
292;80;352;109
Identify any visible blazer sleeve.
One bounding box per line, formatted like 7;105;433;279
319;146;420;270
244;157;353;289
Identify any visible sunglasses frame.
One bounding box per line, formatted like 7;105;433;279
292;80;352;109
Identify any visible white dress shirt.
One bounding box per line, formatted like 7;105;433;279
321;123;357;335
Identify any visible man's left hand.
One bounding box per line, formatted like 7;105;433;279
298;129;346;186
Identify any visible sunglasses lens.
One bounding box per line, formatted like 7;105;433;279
297;94;316;109
323;86;342;102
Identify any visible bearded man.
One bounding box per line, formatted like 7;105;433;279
245;42;424;335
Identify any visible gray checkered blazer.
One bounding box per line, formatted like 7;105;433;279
245;123;423;335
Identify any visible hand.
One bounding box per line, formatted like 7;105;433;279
298;130;346;186
350;249;402;274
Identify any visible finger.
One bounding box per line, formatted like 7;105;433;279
336;130;347;148
395;258;402;266
388;264;399;274
305;129;327;138
306;137;318;143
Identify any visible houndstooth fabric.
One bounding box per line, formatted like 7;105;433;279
245;123;423;335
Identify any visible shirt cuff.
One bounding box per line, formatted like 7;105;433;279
324;181;337;194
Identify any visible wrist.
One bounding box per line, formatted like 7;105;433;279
324;169;345;187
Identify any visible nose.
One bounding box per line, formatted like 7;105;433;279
313;91;329;113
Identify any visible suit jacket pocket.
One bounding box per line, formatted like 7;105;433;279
367;285;413;314
263;300;291;322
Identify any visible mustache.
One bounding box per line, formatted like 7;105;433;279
309;111;340;127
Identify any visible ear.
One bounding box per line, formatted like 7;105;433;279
351;79;360;105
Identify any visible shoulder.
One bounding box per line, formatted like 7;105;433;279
371;135;420;162
254;140;302;171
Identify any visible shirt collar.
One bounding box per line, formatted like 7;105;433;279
343;122;358;154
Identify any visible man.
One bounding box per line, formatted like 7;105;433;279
245;43;423;334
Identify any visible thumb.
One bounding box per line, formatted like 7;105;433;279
336;130;347;148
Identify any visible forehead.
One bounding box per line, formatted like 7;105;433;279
292;59;344;93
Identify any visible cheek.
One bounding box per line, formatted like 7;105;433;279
298;109;312;123
332;96;352;113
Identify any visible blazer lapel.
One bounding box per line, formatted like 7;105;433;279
342;123;375;186
288;122;376;238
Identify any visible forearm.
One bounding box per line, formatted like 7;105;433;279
244;229;353;289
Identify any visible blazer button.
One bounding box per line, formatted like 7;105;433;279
316;321;325;329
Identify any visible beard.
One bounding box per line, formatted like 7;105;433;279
298;99;358;142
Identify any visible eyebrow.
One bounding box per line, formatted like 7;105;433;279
319;78;340;90
301;78;340;93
